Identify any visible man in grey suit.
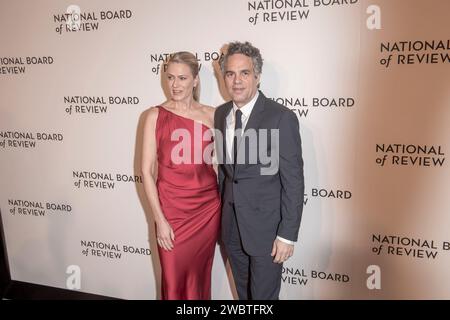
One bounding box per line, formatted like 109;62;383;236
215;41;304;300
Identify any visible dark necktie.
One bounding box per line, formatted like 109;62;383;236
233;109;242;167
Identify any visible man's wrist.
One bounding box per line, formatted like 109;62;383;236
277;235;295;245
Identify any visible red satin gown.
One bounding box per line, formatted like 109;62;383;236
155;106;221;300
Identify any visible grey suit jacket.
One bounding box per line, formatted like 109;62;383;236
214;91;305;256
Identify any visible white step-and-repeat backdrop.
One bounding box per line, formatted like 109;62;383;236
0;0;449;299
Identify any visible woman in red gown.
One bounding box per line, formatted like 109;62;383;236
141;52;220;300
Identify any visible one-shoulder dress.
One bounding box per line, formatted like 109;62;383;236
155;106;220;300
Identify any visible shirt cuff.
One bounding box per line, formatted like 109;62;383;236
277;236;295;245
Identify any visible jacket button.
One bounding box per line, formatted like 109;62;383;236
233;180;238;184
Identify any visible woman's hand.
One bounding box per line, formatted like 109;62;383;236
156;219;175;251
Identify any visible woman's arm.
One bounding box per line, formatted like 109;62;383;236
141;107;175;251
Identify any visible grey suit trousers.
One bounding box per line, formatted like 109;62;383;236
223;200;282;300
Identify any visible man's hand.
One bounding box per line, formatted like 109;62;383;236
271;238;294;264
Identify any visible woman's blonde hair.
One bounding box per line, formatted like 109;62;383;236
167;51;200;101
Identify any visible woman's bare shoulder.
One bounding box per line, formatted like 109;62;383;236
144;106;161;124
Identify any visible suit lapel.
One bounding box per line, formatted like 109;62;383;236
243;91;266;134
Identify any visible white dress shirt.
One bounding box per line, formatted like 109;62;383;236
225;92;294;246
